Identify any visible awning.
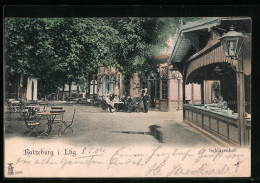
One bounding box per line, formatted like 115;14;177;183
169;17;251;73
185;40;234;81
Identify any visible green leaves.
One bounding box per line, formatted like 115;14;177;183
5;17;180;97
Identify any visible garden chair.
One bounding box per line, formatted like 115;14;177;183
18;108;29;121
23;112;40;137
6;102;13;121
62;109;76;135
39;103;48;112
24;120;40;137
50;110;65;136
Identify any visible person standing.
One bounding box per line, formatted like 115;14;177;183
142;88;149;113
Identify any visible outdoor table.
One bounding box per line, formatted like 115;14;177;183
11;100;20;104
37;112;61;136
10;101;21;112
113;102;125;111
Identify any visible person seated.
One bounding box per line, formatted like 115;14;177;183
127;97;140;112
216;96;228;109
109;94;115;101
120;95;127;111
212;98;219;104
105;95;115;113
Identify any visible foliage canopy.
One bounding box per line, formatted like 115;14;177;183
5;17;180;97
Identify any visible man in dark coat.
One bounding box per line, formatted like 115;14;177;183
142;88;149;113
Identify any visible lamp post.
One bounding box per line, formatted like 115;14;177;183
220;26;246;146
220;25;246;59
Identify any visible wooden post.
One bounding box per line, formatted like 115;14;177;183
177;78;180;110
200;80;204;104
236;59;246;146
191;83;194;104
182;75;186;120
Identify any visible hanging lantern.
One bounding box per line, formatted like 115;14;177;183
220;25;246;59
213;65;222;72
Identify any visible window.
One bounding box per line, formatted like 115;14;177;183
141;81;147;90
99;78;103;96
161;66;168;79
109;75;116;93
99;77;107;96
90;80;97;95
104;76;109;95
155;80;160;99
162;80;168;99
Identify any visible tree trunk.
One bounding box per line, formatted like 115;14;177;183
62;84;65;101
56;87;59;101
86;77;90;97
69;82;72;97
17;78;20;99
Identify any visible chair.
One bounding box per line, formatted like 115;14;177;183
50;110;65;136
39;103;48;112
18;108;29;121
62;109;76;135
24;121;40;137
50;110;66;122
23;113;40;137
6;102;13;121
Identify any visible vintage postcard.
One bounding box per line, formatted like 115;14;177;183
4;16;251;177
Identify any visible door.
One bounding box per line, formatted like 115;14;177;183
160;66;168;111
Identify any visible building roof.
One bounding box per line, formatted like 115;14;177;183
169;17;220;65
169;17;251;67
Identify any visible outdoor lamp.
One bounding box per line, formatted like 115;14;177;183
213;65;222;72
220;25;246;59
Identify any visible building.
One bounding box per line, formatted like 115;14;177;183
129;55;202;111
96;55;202;111
169;17;251;146
5;75;38;101
96;64;124;97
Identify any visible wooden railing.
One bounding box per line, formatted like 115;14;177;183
183;104;251;146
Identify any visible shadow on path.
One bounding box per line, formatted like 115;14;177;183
112;124;163;143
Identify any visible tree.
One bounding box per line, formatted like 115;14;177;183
5;18;59;99
108;17;180;93
4;17;181;98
